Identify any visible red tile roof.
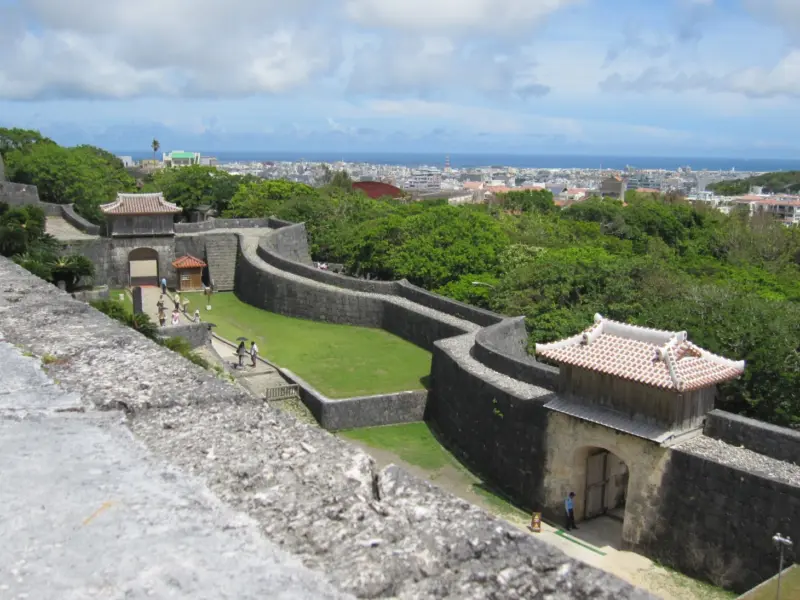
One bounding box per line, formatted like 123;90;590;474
100;193;182;215
535;314;744;392
172;255;207;269
353;181;403;199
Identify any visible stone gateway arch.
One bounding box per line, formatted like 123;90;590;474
128;247;159;287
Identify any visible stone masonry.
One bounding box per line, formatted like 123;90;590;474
0;256;652;599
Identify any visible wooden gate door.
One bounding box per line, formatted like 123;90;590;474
584;450;609;519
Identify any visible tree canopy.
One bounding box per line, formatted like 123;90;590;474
707;171;800;195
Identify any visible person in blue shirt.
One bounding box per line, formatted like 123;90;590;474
565;492;578;531
160;277;167;294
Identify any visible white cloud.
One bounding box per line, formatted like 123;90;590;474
0;0;338;100
344;0;581;34
600;50;800;99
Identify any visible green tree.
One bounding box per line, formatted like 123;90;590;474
0;127;55;159
147;165;241;215
151;138;160;162
500;189;556;214
223;179;319;218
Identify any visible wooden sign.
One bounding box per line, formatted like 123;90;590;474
530;512;542;533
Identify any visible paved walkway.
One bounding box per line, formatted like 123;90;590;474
45;216;98;241
0;338;348;600
210;336;288;393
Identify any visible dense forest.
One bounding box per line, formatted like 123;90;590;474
707;170;800;195
2;129;799;428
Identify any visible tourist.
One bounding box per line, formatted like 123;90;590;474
171;309;180;326
236;341;246;368
565;492;578;531
250;340;259;367
160;277;167;294
194;309;201;323
158;310;166;327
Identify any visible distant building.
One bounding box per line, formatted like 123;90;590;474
200;156;218;167
734;195;800;225
599;175;628;199
406;169;442;192
117;156;135;168
163;151;201;168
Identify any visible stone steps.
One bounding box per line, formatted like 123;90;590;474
204;235;238;291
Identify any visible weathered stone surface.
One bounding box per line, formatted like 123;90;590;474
0;340;348;600
704;409;800;465
0;256;653;599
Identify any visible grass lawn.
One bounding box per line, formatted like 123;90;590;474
342;422;456;471
341;422;529;521
739;565;800;600
109;289;133;314
181;292;431;398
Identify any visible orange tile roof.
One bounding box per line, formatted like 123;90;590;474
172;255;207;269
536;314;744;392
100;192;182;215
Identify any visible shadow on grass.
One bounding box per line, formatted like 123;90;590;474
419;374;432;389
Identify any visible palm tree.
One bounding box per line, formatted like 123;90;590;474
151;138;160;164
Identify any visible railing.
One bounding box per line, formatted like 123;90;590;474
265;384;300;401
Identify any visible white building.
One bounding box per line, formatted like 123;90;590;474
406;169;442;192
163;151;201;167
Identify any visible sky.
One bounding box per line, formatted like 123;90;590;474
1;0;800;157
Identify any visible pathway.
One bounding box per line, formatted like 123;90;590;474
45;216;98;241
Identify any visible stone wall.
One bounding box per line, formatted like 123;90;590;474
427;334;556;510
257;242;398;294
62;204;102;235
0;256;651;599
174;217;273;234
159;322;211;349
281;369;428;431
236;246;386;327
262;221;314;265
472;317;559;389
704;410;800;464
396;281;502;328
635;443;800;593
0;181;40;206
71;286;109;303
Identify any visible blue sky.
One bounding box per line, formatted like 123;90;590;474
1;0;800;157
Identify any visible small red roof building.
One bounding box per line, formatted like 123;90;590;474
100;192;182;215
353;181;403;199
536;314;744;392
172;255;207;269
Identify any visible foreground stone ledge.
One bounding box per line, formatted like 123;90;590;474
0;257;652;599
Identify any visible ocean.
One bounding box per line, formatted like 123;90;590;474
117;151;800;172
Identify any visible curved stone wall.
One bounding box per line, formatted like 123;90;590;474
61;204;101;235
472;317;559;390
427;332;556;508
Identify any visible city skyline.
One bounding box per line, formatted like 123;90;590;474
2;0;800;158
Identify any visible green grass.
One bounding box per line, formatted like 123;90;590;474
110;288;133;314
341;422;456;470
739;565;800;600
181;292;432;398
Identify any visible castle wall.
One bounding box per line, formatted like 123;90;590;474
0;255;652;599
427;335;555;509
0;181;40;206
280;368;429;431
158;322;211;349
634;446;800;592
471;317;559;389
705;410;800;464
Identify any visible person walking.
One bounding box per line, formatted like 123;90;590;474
565;492;578;531
158;308;166;327
250;340;259;367
236;341;246;369
171;309;180;326
160;277;167;294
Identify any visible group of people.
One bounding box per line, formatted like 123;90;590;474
156;293;182;327
236;340;259;368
